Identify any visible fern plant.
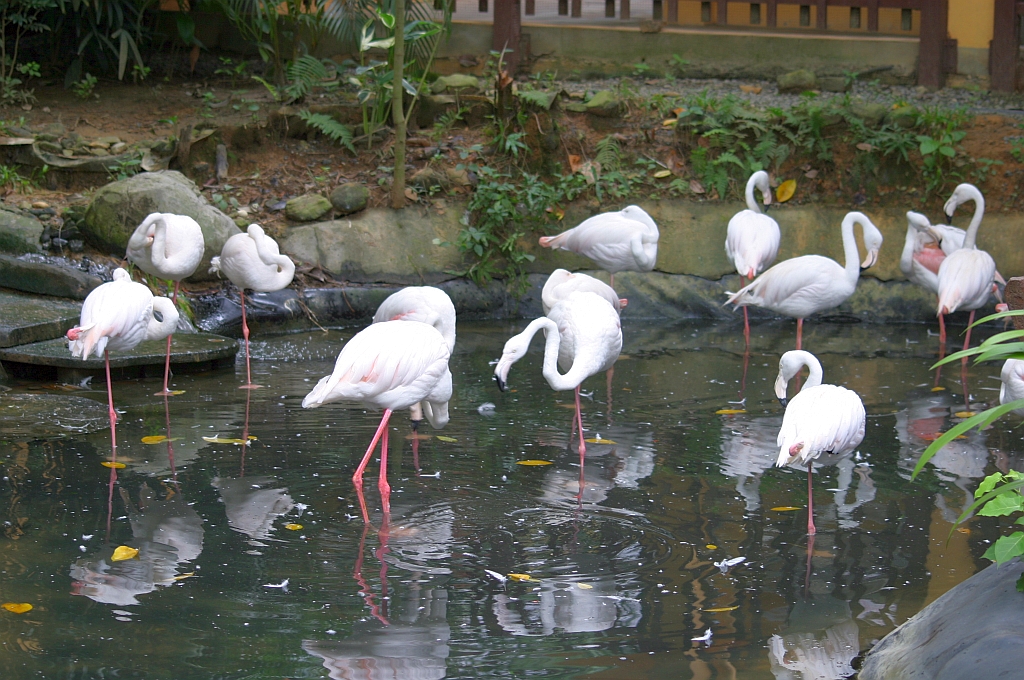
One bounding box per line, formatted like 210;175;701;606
594;135;622;172
298;110;355;153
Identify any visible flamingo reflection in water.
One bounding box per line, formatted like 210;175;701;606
70;483;203;607
768;596;859;680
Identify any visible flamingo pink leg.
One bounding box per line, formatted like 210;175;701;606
796;318;804;351
155;281;180;396
353;409;393;521
806;461;816;536
105;350;117;456
741;275;750;346
938;312;947;351
575;385;587;500
379;421;391;515
239;290;262;390
962;310;976;360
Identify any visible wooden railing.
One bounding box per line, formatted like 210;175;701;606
990;0;1023;90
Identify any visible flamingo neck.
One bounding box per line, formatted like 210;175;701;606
517;317;597;392
962;187;985;249
150;216;169;268
146;297;179;341
840;213;865;285
744;175;762;213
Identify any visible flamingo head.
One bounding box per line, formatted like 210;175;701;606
943;183;977;223
66;326;82;341
493;332;532;392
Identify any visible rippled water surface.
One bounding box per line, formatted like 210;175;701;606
2;320;1022;679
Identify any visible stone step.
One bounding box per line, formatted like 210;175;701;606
0;332;239;383
0;288;81;348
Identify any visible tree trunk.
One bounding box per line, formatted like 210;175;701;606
391;0;407;209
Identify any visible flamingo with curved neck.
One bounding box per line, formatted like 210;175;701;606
126;212;206;396
726;171;781;344
726;211;883;350
210;224;295;389
494;292;622;485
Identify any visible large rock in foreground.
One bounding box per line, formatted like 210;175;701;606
0;204;43;254
858;559;1024;679
282;207;467;284
81;171;240;279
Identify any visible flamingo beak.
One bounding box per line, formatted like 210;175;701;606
774;373;789;408
494;360;511;392
860;248;879;271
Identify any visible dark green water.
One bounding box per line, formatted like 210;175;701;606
1;320;1020;679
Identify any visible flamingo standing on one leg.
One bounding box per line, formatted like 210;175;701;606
726;212;883;351
209;224;295;389
126;212;205;396
493;292;622;493
774;350;866;536
302;320;452;520
725;170;780;345
936;184;999;361
372;286;456;467
66;267;180;455
538;205;659;288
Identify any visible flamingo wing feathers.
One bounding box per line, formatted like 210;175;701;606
936;249;997;314
727;255;843;314
776;385;866;467
725;210;780;279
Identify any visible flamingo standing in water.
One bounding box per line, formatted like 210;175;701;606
774;350;866;536
726;212;883;350
538;206;659;288
936;184;1000;356
900;211;949;294
209;224;294;389
302;320;452;519
541;268;626;315
1000;359;1024;417
725;170;780;344
67;268;179;453
494;291;622;471
126;212;205;396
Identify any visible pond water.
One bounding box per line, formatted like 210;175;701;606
1;319;1021;679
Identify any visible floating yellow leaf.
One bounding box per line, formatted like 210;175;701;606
703;605;739;612
165;390;186;396
653;169;672;178
172;572;195;581
715;409;747;415
516;460;553;466
508;573;538;582
954;411;974;419
771;506;802;512
2;603;32;614
776;179;797;203
576;583;593;589
585;438;617;444
111;546;139;562
101;461;126;469
931;386;946;392
436;435;458;442
706;544;718;550
202;435;257;445
141;435;168;444
956;527;971;535
285;523;303;531
662;118;678;127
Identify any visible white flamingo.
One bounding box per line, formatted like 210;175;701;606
125;212;205;396
302;320;452;519
541;269;626;315
725;170;780;343
494;292;622;467
726;211;883;350
936;184;1000;355
66;268;179;455
774;350;866;536
372;286;456;449
209;224;295;389
900;211;947;294
538;205;659;287
1000;359;1024;417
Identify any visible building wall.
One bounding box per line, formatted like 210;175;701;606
949;0;995;77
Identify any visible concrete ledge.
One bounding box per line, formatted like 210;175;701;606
0;289;82;348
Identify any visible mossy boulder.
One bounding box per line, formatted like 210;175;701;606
584;90;622;117
777;69;817;94
329;183;369;216
286;194;332;222
430;74;481;94
0;204;43;254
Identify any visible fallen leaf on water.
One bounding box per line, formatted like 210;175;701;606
101;461;126;469
931;386;946;392
653;169;672;178
918;432;967;441
585;438;617;444
957;527;971;535
954;411;974;418
172;572;195;581
111;546;139;562
706;544;718;550
436;435;458;442
812;550;835;557
621;387;632;392
285;523;303;531
2;603;32;614
715;408;747;415
776;179;797;203
516;460;553;466
202;435;257;445
771;506;802;512
703;605;739;612
508;573;538;582
577;583;594;589
141;435;182;444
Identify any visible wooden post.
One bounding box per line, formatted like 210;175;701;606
391;0;406;210
525;0;534;14
991;0;1018;91
717;0;727;24
816;0;827;30
493;0;522;74
766;0;777;27
571;0;581;16
866;0;878;32
667;0;678;23
918;0;948;88
621;0;630;19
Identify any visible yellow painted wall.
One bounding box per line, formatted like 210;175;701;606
727;2;764;26
877;7;919;36
949;0;994;49
676;0;705;25
775;4;812;29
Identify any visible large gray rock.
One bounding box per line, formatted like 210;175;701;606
281;207;468;284
0;204;43;254
329;183;369;215
584;90;621;117
430;74;480;94
777;69;817;93
81;171;240;280
859;559;1024;679
0;254;101;299
285;194;332;222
